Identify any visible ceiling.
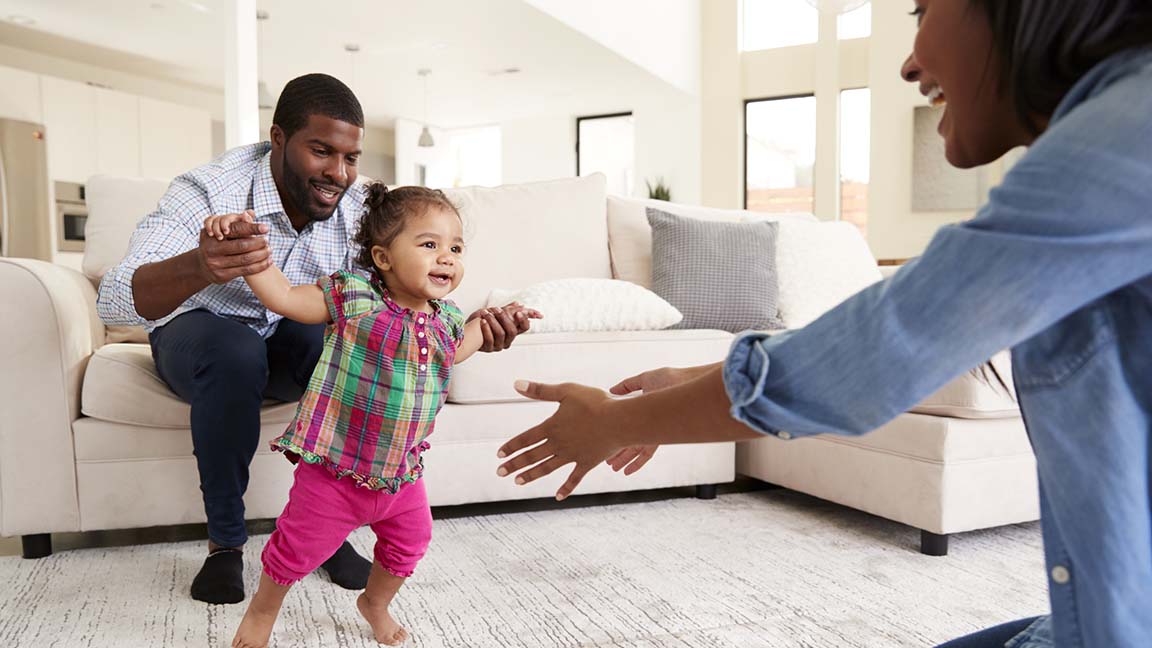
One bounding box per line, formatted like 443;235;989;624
0;0;685;128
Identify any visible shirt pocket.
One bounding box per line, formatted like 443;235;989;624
1012;301;1117;390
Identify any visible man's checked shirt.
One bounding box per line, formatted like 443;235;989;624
272;270;465;491
97;142;365;338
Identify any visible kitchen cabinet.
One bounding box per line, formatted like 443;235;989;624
0;65;42;123
95;88;141;178
40;76;97;184
139;96;211;181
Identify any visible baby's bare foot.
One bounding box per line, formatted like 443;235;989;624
232;605;277;648
356;592;408;645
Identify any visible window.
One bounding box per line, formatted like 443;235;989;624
741;0;818;51
840;88;871;236
837;2;872;40
745;96;816;214
577;113;635;197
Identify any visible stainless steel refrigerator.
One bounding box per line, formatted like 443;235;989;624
0;118;52;261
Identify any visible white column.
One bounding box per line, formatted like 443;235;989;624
699;0;742;209
224;0;259;148
813;8;842;221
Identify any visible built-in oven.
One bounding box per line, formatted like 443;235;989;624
55;181;86;252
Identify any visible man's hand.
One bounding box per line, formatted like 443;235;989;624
196;212;272;285
468;302;542;352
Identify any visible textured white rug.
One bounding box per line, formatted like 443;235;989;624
0;491;1047;648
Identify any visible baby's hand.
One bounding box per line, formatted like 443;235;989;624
203;210;255;241
498;302;543;330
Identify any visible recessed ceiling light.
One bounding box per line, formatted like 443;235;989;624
6;14;36;25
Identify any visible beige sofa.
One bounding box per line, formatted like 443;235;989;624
0;172;1037;560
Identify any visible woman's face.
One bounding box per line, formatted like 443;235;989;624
901;0;1034;168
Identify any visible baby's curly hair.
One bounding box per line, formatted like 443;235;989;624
353;183;461;271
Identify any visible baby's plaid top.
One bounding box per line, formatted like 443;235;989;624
272;269;466;491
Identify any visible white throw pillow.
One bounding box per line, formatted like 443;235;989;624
486;279;682;333
769;220;884;328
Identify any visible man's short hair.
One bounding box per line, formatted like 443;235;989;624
272;73;364;140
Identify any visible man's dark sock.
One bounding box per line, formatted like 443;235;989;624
320;540;371;590
190;548;245;604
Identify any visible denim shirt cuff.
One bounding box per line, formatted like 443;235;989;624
723;331;783;437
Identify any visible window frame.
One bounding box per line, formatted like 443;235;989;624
742;92;816;211
575;111;634;177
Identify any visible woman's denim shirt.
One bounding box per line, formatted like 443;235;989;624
724;48;1152;648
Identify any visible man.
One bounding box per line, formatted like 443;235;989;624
98;73;527;604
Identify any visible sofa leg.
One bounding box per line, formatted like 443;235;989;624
695;484;718;500
21;533;52;559
920;530;949;556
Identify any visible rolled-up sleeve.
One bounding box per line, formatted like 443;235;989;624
721;70;1152;439
96;178;208;326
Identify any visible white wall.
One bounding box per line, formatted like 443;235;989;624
501;115;574;186
523;0;701;96
634;97;702;204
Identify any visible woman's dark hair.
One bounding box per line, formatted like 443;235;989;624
353;183;461;271
970;0;1152;134
272;73;364;140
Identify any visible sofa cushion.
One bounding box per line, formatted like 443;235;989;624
448;329;734;404
81;343;297;428
910;351;1018;419
648;208;785;333
442;174;611;315
773;220;883;328
606;195;814;288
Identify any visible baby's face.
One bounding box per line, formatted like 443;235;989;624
374;207;465;306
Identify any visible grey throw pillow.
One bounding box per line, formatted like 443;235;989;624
647;207;785;333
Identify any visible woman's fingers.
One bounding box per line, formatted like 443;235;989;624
623;446;657;475
556;465;593;501
496;440;552;477
609;374;644;396
512;456;568;486
606;447;640;471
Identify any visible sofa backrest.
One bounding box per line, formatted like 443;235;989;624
606;195;883;329
84;172;612;319
443;173;610;314
83;175;170;285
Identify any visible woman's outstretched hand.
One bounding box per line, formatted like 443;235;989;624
496;381;625;501
602;365;718;475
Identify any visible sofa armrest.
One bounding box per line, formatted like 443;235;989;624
0;259;103;536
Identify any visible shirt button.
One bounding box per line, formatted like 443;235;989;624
421;348;428;355
417;317;425;325
420;364;427;372
1051;565;1071;584
777;431;793;440
418;332;425;338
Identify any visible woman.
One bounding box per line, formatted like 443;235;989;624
496;1;1152;646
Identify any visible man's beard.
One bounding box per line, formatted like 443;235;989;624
282;150;344;223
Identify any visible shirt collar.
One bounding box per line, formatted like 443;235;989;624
251;150;286;219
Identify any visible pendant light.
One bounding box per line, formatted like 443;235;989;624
417;69;435;148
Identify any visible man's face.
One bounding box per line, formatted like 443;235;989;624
271;114;363;227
